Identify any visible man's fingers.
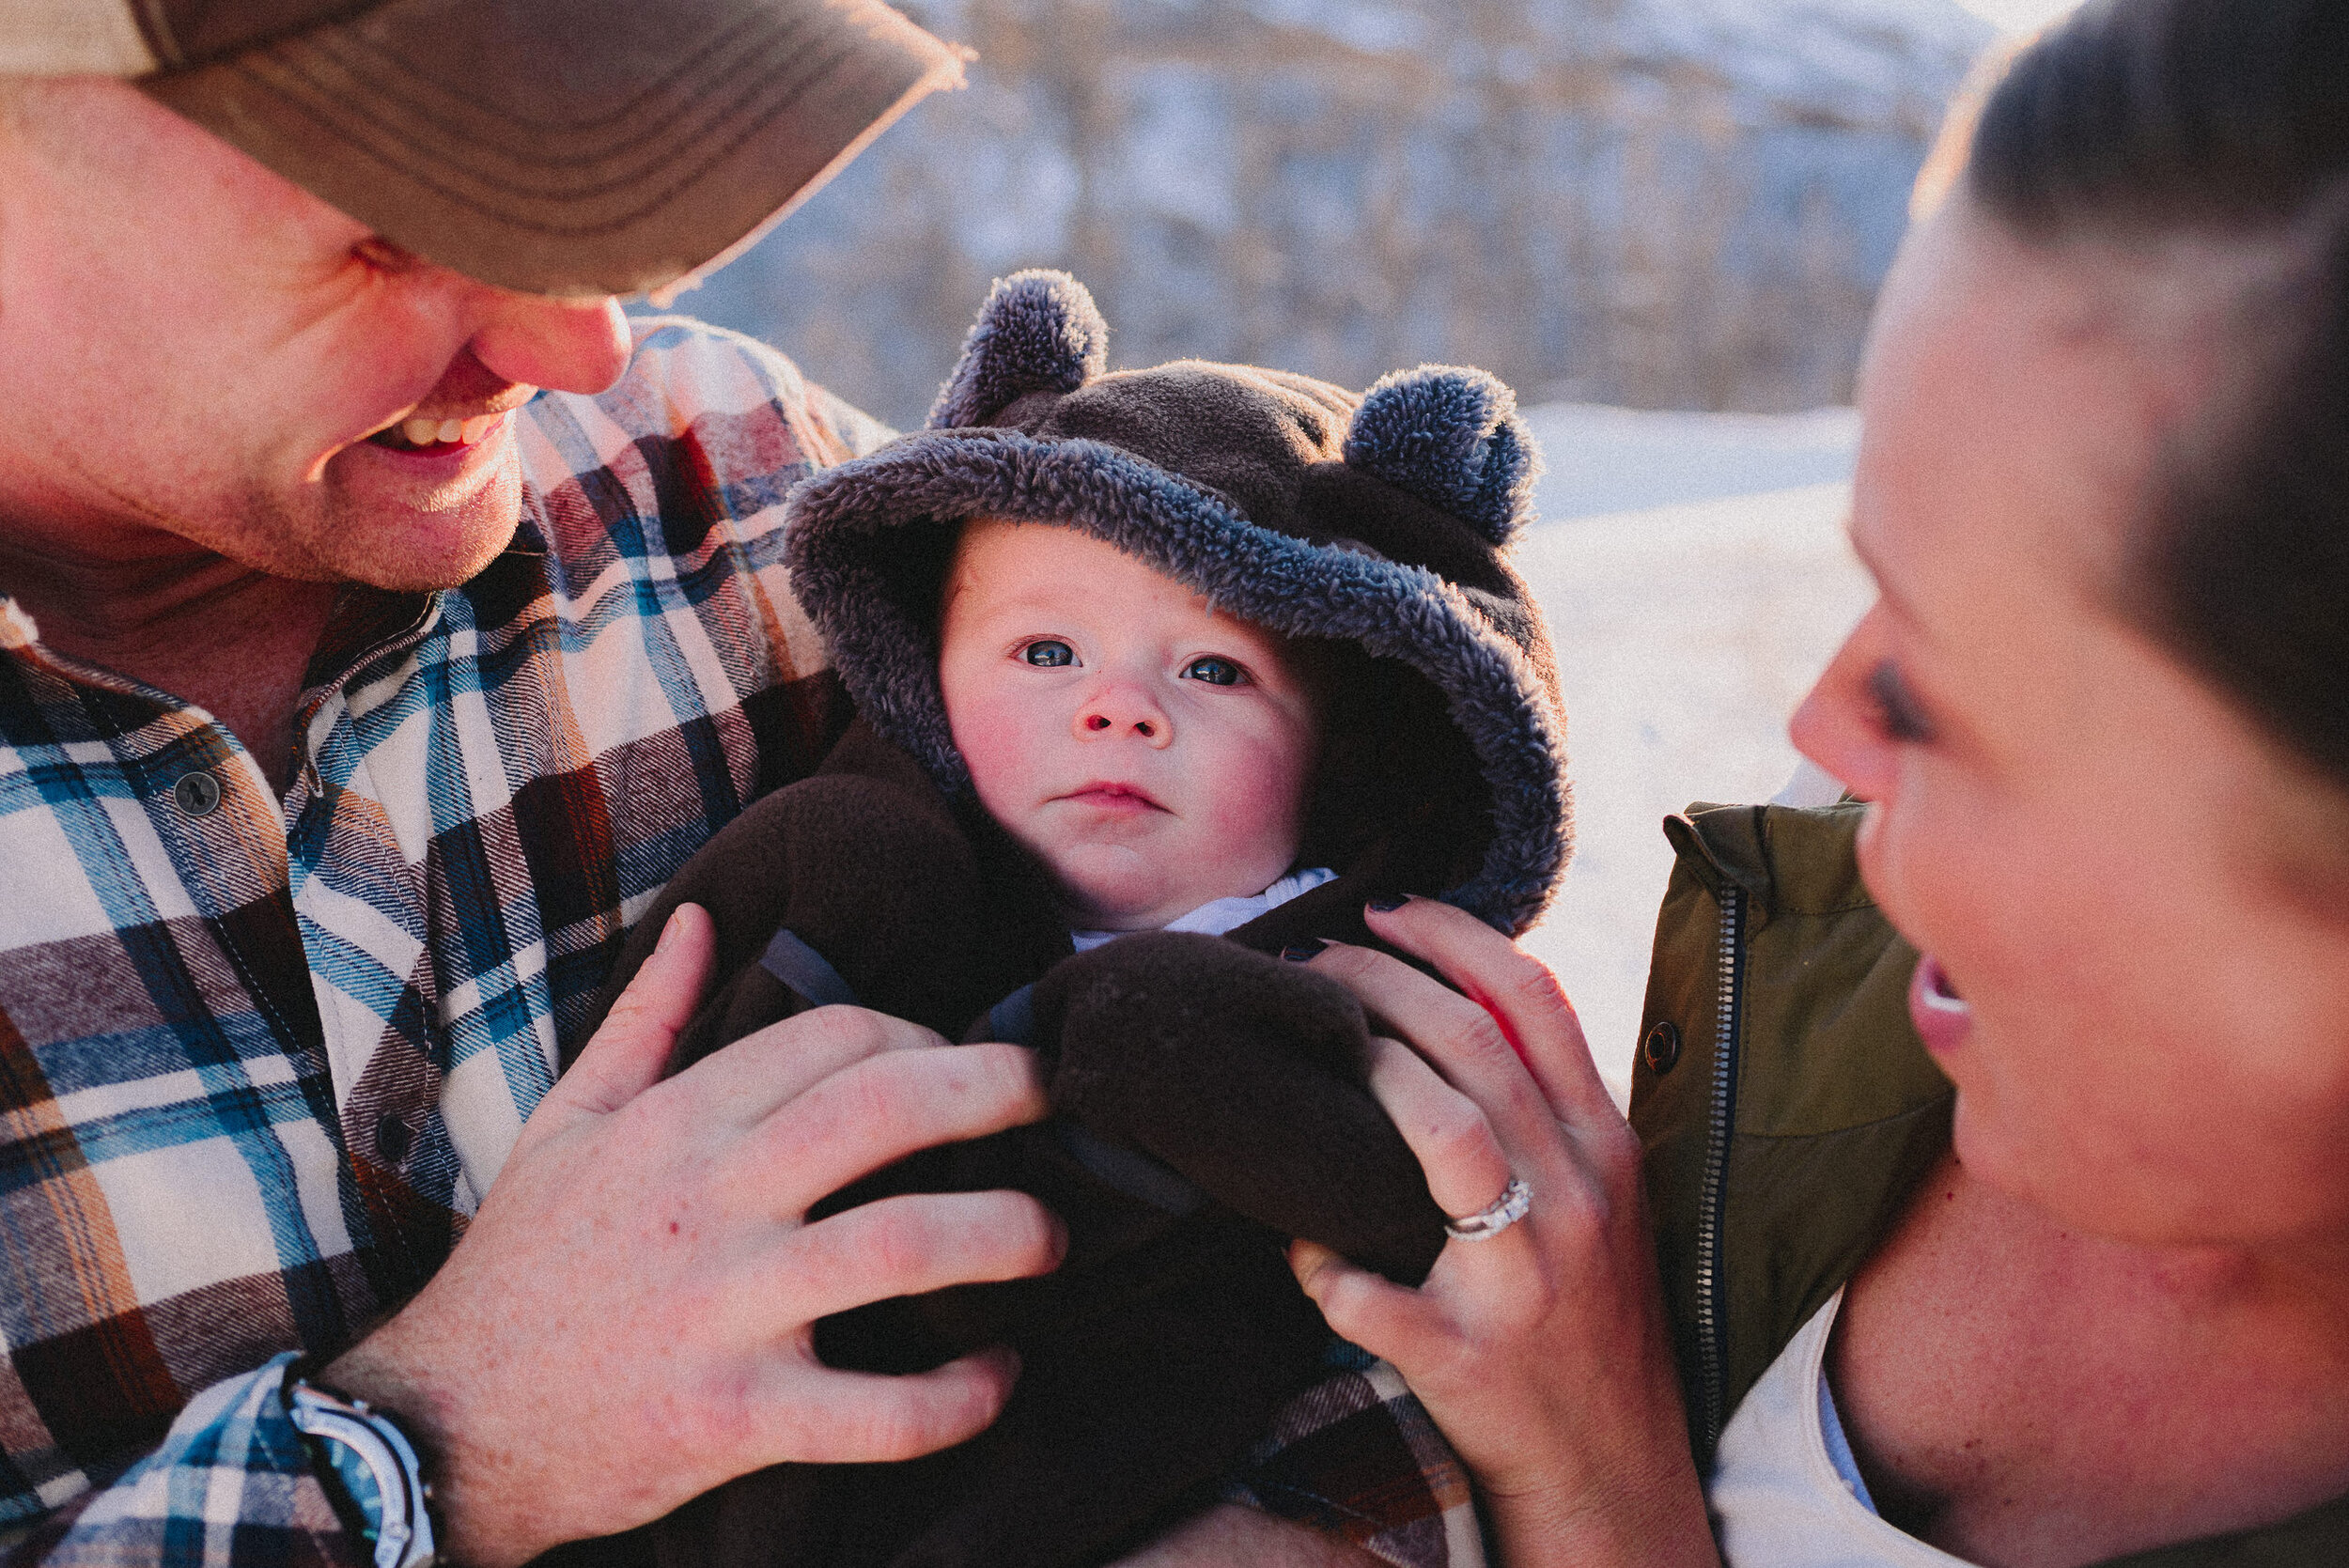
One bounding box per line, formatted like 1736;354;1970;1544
1362;898;1616;1128
760;1346;1023;1465
1363;1036;1517;1221
771;1189;1066;1324
543;905;714;1127
677;1004;956;1129
740;1042;1050;1208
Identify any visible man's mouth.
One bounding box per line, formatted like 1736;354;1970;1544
366;412;506;453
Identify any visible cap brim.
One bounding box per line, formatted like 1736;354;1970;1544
140;0;963;297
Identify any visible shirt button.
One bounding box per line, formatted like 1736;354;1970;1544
172;770;223;817
375;1111;413;1164
1642;1019;1683;1076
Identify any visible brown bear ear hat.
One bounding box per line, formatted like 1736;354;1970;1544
783;270;1571;936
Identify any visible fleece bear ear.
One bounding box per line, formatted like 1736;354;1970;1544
925;270;1111;429
1342;365;1543;545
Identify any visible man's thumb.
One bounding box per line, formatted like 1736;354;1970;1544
551;904;716;1119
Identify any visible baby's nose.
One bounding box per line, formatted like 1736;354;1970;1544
1075;686;1173;746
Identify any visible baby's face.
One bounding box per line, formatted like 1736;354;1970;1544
938;519;1320;932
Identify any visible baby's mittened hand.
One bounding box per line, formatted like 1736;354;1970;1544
1034;931;1448;1282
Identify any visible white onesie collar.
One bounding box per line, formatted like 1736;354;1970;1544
1069;867;1338;954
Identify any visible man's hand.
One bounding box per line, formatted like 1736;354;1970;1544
326;904;1064;1567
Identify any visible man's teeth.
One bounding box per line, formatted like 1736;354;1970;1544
397;413;501;447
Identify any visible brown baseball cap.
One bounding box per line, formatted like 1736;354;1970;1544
2;0;965;297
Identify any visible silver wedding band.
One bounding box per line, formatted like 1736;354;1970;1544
1443;1176;1532;1241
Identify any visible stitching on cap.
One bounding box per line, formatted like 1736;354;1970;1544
319;4;796;137
226;39;857;234
242;21;832;188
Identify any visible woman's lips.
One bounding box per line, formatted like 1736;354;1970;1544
1908;953;1971;1056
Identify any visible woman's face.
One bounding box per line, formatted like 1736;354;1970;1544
1791;201;2349;1252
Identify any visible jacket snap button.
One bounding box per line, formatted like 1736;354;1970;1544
375;1111;412;1164
1642;1020;1683;1075
172;770;223;817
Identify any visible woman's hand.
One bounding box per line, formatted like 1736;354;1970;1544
1289;898;1718;1568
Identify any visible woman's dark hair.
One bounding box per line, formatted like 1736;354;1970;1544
1967;0;2349;786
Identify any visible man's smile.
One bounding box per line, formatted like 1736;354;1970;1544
365;410;511;454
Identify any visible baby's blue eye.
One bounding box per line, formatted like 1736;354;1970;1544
1183;656;1244;686
1022;640;1076;667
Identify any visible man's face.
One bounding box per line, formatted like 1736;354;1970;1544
0;79;632;589
937;520;1322;932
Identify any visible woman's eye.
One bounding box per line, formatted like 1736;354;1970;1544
1020;640;1076;668
1867;660;1935;744
1182;656;1246;686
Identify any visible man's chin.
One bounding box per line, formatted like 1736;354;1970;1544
306;458;526;591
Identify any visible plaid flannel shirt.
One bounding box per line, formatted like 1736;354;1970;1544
0;318;1473;1568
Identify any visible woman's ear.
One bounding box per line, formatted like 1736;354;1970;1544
926;269;1110;429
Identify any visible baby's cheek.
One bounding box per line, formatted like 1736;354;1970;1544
948;686;1046;808
1214;736;1315;862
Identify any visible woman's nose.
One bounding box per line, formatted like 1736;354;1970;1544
1075;683;1174;747
1789;599;1890;800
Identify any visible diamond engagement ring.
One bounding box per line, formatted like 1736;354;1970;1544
1442;1176;1532;1241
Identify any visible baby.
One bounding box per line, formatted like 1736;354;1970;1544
941;515;1327;951
571;272;1570;1568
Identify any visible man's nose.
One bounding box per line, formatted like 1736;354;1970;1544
1075;681;1174;747
467;287;633;397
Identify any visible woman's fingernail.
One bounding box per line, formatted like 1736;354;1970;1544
655;906;688;953
1281;939;1328;962
1367;896;1408;913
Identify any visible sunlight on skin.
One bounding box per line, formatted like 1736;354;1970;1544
1950;0;2085;34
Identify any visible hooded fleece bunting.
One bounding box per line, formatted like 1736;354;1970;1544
565;272;1571;1568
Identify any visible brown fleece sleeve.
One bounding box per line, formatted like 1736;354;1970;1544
1031;930;1448;1284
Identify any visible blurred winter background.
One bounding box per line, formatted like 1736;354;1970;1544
667;0;2079;1091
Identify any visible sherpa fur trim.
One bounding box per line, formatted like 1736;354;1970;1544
1346;366;1541;546
926;272;1111;430
785;429;1569;935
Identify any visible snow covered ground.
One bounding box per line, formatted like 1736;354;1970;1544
1507;403;1874;1099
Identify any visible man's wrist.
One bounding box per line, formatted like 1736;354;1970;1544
284;1367;442;1568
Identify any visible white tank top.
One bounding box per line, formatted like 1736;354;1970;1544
1709;1289;1980;1567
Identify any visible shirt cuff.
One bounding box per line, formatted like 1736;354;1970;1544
12;1353;355;1567
1222;1344;1486;1568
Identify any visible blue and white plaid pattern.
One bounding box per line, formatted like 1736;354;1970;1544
0;320;1466;1567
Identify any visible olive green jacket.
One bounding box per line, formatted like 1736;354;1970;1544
1628;800;2349;1566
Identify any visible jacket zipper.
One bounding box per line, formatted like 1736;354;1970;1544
1692;884;1746;1452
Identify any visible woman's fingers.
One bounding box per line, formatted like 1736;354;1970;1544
1308;939;1558;1158
1362;1034;1517;1221
1291;1237;1434;1363
1365;897;1618;1129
